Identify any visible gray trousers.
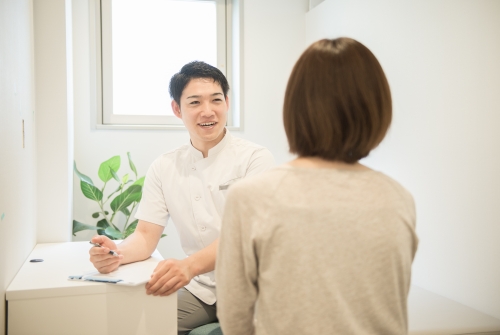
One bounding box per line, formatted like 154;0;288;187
178;288;218;335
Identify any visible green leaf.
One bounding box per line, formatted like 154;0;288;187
124;219;138;238
104;226;123;239
98;156;121;182
92;212;100;219
73;220;99;236
107;183;123;200
122;174;129;184
96;218;110;236
125;184;141;194
96;218;110;229
110;167;120;182
161;234;167;238
104;211;109;215
132;176;145;187
73;161;93;185
124;184;142;199
110;185;142;213
131;177;145;186
81;181;103;201
120;207;131;216
127;152;138;177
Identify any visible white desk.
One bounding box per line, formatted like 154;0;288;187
6;242;176;335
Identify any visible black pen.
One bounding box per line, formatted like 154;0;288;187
89;241;119;257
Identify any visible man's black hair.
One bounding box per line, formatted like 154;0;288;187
169;61;230;105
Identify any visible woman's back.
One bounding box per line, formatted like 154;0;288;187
216;37;418;335
218;165;417;335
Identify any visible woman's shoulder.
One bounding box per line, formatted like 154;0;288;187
370;171;414;202
367;171;416;221
229;165;293;197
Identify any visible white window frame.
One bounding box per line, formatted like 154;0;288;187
89;0;242;130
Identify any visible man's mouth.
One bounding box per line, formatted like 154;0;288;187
199;122;217;128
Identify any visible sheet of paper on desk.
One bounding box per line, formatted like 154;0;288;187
68;255;162;286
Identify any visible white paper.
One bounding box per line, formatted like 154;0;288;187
69;254;163;286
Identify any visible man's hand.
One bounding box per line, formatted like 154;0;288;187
145;239;218;296
89;235;123;274
146;258;194;296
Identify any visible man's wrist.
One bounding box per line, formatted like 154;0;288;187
183;256;199;279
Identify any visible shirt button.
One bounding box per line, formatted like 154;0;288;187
191;166;196;171
195;195;201;201
200;226;206;231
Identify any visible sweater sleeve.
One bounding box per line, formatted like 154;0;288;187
216;185;258;335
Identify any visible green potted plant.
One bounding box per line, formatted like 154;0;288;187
73;152;159;240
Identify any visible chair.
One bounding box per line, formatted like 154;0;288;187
188;322;223;335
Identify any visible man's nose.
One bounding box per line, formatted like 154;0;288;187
200;101;215;117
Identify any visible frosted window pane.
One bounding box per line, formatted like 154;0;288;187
111;0;217;116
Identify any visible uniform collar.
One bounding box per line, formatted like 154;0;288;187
188;128;231;160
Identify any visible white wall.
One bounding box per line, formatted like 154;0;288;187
72;0;308;258
34;0;74;243
0;0;37;334
309;0;325;10
306;0;500;319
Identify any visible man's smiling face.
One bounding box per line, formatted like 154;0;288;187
172;78;229;155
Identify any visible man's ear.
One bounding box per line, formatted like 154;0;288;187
225;95;230;111
171;100;182;119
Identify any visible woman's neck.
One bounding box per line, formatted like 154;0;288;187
288;156;370;171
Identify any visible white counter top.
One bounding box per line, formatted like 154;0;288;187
7;241;163;300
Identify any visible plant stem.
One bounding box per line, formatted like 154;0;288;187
101;181;110;206
98;201;108;222
124;202;137;230
101;181;107;194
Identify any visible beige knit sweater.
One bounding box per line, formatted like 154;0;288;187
216;165;418;335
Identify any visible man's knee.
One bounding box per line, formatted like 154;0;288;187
177;288;217;335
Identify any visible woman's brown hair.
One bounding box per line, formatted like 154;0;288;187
283;38;392;163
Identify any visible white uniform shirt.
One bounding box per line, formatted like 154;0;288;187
135;130;275;304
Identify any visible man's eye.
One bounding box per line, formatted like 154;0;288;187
190;101;200;105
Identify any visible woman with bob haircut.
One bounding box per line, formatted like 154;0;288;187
216;38;418;335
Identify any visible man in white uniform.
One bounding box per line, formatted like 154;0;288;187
89;61;275;334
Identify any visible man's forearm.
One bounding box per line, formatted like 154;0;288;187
117;232;152;264
118;220;164;265
184;238;218;277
